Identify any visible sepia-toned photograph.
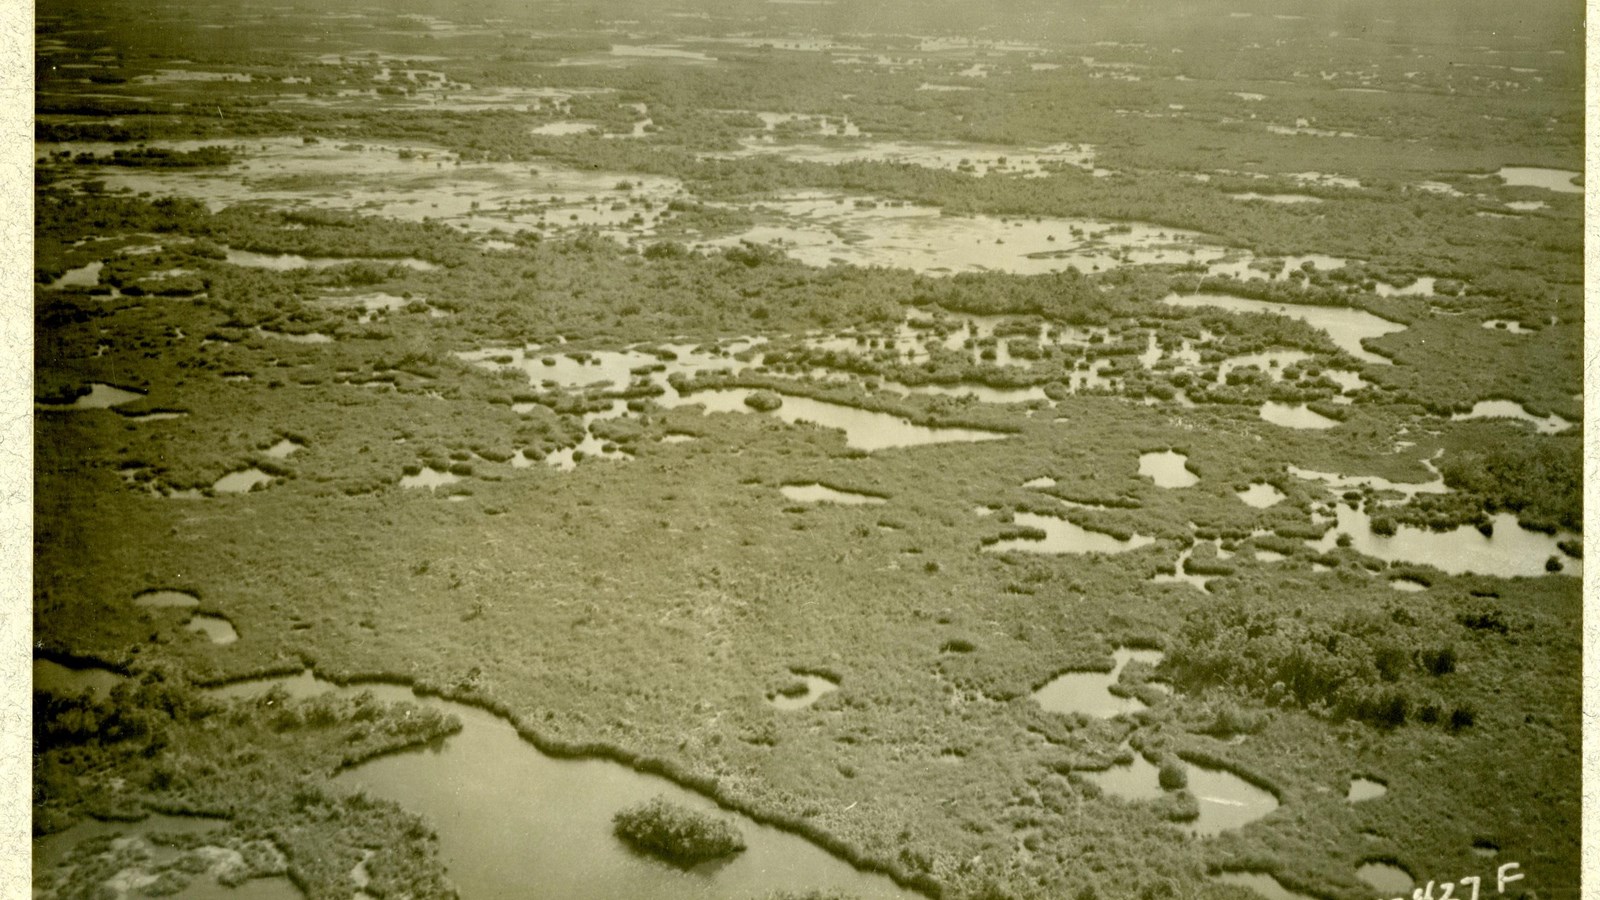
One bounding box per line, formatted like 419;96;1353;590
25;0;1587;897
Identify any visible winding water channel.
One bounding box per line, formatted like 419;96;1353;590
220;674;921;899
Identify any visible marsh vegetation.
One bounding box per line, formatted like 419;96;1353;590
32;0;1582;896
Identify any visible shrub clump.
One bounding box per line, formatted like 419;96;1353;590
744;390;783;412
613;797;746;864
1157;759;1188;790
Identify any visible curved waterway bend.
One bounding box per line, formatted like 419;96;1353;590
1162;293;1404;365
215;673;921;899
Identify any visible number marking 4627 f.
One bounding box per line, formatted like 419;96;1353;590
1384;863;1524;900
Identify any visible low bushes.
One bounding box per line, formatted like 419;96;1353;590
1157;759;1188;791
1166;602;1476;730
612;797;746;865
744;390;784;412
1440;436;1581;532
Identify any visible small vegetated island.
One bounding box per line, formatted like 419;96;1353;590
614;797;747;865
30;0;1582;897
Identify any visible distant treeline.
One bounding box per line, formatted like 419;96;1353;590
55;146;238;168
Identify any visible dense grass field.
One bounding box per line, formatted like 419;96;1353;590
29;0;1583;897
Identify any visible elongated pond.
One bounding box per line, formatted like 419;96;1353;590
216;674;919;899
1308;506;1579;578
33;658;126;698
780;484;887;505
1495;166;1582;193
213;468;273;493
1289;465;1447;499
1450;400;1571;434
985;512;1155;555
1186;764;1280;836
1214;871;1317;900
1348;777;1388;801
39;383;146;410
1034;648;1162;718
702;191;1232;276
41;138;688;243
1162;293;1404;364
1259;402;1339;430
1139;451;1198;488
1083;743;1279;835
224;248;437;272
768;673;841;709
1356;862;1414;894
1236;483;1285;508
671;389;1008;451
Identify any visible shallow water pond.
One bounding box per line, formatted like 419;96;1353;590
768;673;840;710
256;327;333;344
559;43;718;65
780;484;887;505
1149;544;1213;592
400;467;461;489
212;673;917;899
1033;649;1162;718
709;139;1098;179
1348;777;1388;801
1372;276;1436;297
1450;400;1571;434
186;614;239;644
810;310;1105;373
462;340;763;394
264;439;303;458
1288;465;1447;499
1495;166;1581;193
1216;351;1310;384
50;260;104;288
1481;319;1532;334
985;512;1154;555
1229;192;1322;204
529;121;599;136
1308;506;1579;578
545;438;632;471
1214;871;1317;900
42;137;687;243
1236;483;1285;508
1204;253;1348;283
214;468;273;493
1186;764;1280;836
1139;451;1198;488
225;247;436;271
34;658;126;698
883;380;1051;404
672;388;1008;451
1259;403;1339;430
1163;293;1403;364
1085;746;1278;835
1084;746;1164;799
135;589;200;608
704;192;1231;277
39;382;146;410
210;670;331;701
1356;862;1414;894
